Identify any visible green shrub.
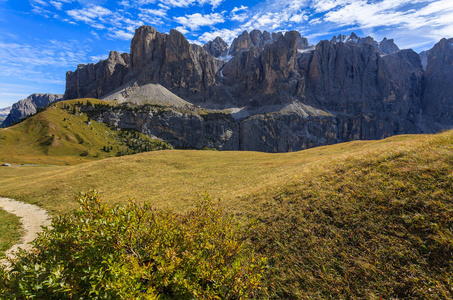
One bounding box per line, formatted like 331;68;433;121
0;191;267;299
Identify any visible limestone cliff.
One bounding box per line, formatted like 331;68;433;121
63;26;452;152
422;38;453;130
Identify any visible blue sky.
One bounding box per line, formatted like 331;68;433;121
0;0;452;108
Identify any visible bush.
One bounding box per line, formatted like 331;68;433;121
0;191;267;299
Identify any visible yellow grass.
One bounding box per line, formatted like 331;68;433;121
0;132;425;216
0;106;452;298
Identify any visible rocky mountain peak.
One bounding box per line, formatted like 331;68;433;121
249;29;276;48
130;25;167;70
379;37;400;54
228;30;254;57
331;33;357;43
283;30;310;50
330;33;400;55
203;36;228;58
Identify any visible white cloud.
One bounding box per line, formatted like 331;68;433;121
199;0;224;8
138;8;166;25
174;13;225;30
67;5;112;24
323;0;453;37
50;1;64;10
231;5;248;14
290;13;307;23
231;13;248;22
198;28;243;43
118;0;130;6
108;29;134;40
89;54;108;62
159;0;198;7
126;0;225;8
175;26;189;34
0;40;91;85
231;5;248;22
139;8;167;17
312;0;353;12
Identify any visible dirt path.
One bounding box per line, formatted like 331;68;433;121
0;197;51;266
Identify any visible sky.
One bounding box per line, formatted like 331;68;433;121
0;0;452;108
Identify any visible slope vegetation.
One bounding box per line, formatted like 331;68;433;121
246;130;453;298
0;99;169;165
0;126;452;298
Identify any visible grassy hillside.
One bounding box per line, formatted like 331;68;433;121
0;138;383;215
0;99;169;165
0;121;452;297
246;130;453;298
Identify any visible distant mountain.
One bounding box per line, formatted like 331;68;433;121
1;93;63;127
63;25;453;152
0;106;11;124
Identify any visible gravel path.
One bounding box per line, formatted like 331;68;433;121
0;197;51;266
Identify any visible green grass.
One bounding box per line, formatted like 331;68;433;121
0;209;22;257
0;101;452;298
0;99;169;165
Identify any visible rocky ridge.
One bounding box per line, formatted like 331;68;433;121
63;26;453;152
2;94;63;127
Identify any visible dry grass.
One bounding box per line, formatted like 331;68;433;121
0;99;452;298
245;131;453;299
0;140;374;215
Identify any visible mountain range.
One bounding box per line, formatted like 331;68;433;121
3;26;453;152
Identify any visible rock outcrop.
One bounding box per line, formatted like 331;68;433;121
64;51;130;100
422;38;453;129
83;102;341;152
379;38;400;55
2;93;63;127
63;25;453;152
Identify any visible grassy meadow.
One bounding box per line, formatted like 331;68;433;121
0;101;452;298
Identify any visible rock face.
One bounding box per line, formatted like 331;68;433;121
379;38;400;54
203;37;228;58
2;94;63;127
64;25;453;152
84;103;340;152
422;38;453;129
65;51;130;100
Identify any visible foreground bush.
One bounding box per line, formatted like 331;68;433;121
0;191;266;299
